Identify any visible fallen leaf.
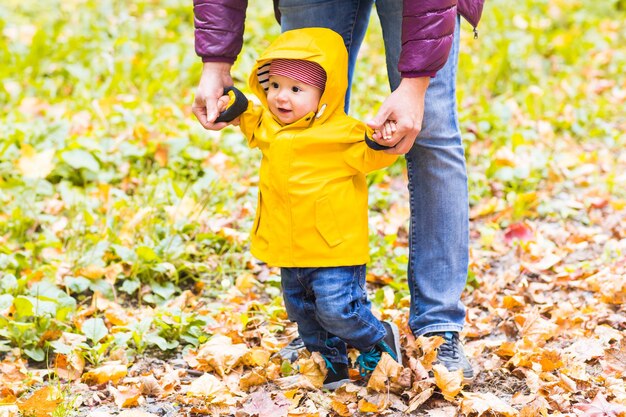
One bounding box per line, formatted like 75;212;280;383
186;373;226;400
367;353;403;393
433;364;463;401
195;334;249;376
461;391;519;417
82;363;127;385
297;352;326;389
239;370;267;391
574;393;626;417
54;352;85;381
406;387;435;414
110;385;141;408
17;386;62;417
504;222;534;243
236;389;289;417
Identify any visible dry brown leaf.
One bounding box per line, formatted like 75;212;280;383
54;352;85;381
432;364;463;401
406;387;435;414
110;385;141;408
495;341;517;358
195;335;249;376
235;273;259;292
367;352;403;393
297;352;326;389
574;393;626;417
236;389;289;417
187;373;230;404
139;375;163;397
461;391;519;417
408;356;431;380
539;350;563;372
17;386;62;417
242;348;271;367
601;340;626;377
565;338;606;363
82;363;127;385
275;375;318;391
330;399;354;417
239;370;267;391
418;335;445;370
358;397;387;413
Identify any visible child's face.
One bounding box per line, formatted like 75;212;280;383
266;75;322;124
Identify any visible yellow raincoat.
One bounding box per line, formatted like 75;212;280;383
238;28;397;267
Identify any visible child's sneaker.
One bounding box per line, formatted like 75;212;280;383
356;321;402;376
322;356;351;390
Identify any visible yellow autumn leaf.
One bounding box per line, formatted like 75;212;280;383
236;273;259;292
539;350;563;372
367;352;403;393
461;392;519;417
196;334;249;376
433;364;463;401
330;399;353;417
418;335;445;370
17;386;62;417
17;145;55;179
406;387;435;414
297;352;326;389
82;363;127;385
239;370;267;391
242;348;271;367
110;385;141;408
54;352;85;381
186;373;225;399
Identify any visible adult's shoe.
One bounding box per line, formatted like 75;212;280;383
426;331;474;383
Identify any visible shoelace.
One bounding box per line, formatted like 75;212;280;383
436;332;460;360
356;349;381;376
323;355;338;375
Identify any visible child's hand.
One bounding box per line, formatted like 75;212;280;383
215;95;241;126
375;120;397;142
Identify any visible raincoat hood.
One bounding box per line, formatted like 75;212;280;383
248;28;347;125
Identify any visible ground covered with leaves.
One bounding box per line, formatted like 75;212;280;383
1;0;625;416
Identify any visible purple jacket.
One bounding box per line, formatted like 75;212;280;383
194;0;484;78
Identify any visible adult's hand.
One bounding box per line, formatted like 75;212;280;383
367;77;430;155
192;62;234;130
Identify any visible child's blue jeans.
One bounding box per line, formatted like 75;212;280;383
280;265;387;365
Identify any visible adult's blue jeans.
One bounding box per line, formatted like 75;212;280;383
279;0;469;336
281;265;386;364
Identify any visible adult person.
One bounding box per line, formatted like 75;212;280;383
192;0;484;383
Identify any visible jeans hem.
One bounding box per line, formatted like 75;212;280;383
412;323;464;337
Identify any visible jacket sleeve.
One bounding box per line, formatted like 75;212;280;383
400;0;457;78
193;0;247;64
344;124;398;175
238;102;265;149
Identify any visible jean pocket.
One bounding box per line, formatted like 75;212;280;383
314;196;343;247
279;0;338;9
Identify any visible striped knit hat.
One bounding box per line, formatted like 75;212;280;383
268;59;327;91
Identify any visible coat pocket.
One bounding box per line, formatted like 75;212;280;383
314;196;343;247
